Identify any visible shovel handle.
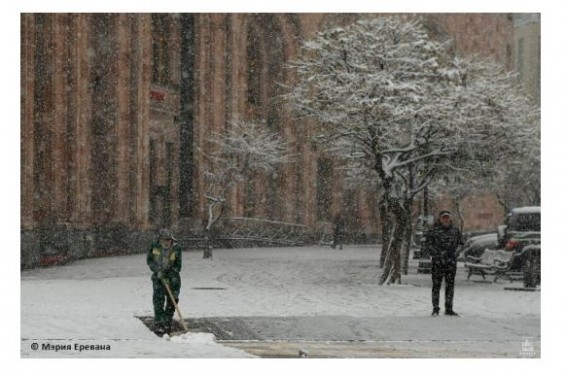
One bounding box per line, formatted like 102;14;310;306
161;278;188;332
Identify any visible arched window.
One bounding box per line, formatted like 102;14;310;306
151;14;171;85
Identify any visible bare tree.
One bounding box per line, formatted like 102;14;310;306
198;120;293;259
285;17;538;284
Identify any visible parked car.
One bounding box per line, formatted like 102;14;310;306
457;232;499;262
521;244;541;288
497;206;541;250
497;206;541;287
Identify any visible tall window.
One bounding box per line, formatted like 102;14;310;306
179;14;196;218
90;14;117;224
245;178;257;218
32;13;49;223
152;14;171;85
246;27;262;106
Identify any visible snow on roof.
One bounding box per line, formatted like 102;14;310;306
469;233;498;242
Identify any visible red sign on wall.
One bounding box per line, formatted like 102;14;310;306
150;90;166;101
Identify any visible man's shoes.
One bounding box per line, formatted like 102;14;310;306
445;310;459;317
165;323;172;335
431;308;440;317
154;326;165;336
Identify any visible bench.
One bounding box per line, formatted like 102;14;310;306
464;249;521;283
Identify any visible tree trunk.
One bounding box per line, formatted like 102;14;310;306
401;198;414;275
379;198;406;285
495;192;510;214
203;199;224;260
452;196;465;232
203;227;213;259
378;199;390;268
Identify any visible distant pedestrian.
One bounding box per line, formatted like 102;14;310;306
425;211;463;316
146;228;183;335
331;212;345;250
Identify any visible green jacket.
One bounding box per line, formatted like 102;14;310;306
146;239;182;275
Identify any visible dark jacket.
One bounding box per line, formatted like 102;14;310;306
333;215;345;233
425;222;463;265
146;239;182;277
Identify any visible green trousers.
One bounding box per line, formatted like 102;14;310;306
151;272;181;329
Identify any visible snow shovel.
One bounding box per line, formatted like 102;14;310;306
161;278;189;332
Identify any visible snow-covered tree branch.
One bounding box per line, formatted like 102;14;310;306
284;16;540;284
198;120;293;259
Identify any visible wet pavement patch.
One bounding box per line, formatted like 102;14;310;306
138;315;541;343
199;316;407;342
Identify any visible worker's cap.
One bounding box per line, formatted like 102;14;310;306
159;228;178;241
439;210;452;218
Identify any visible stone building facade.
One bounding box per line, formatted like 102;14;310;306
512;13;541;105
20;13;517;267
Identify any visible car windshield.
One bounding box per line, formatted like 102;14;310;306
507;213;540;232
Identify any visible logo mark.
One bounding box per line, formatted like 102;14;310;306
521;337;536;357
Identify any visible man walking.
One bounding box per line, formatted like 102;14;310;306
425;211;463;316
147;228;183;335
331;212;345;250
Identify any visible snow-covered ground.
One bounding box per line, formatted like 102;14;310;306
14;244;561;373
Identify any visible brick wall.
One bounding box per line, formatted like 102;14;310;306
20;13;522;268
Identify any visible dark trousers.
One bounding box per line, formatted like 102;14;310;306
151;273;181;329
332;231;343;249
431;261;457;311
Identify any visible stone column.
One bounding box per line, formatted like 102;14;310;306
114;14;132;225
137;14;152;228
74;14;93;228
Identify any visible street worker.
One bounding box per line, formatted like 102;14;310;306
146;228;183;335
425;210;463;317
